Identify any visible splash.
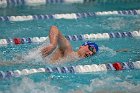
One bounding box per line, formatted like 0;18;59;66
23;39;50;62
3;77;60;93
98;46;117;57
86;77;140;93
68;76;140;93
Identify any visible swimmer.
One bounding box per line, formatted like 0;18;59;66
0;26;129;66
41;26;98;63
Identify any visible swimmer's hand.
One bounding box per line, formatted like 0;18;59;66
41;44;56;57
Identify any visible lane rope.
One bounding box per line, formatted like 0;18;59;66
0;30;140;46
0;61;140;79
0;9;140;22
0;0;139;8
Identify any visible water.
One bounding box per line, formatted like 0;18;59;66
0;1;140;93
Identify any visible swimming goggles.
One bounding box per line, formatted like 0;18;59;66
83;45;96;57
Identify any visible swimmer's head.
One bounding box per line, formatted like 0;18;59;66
78;41;99;58
82;41;99;52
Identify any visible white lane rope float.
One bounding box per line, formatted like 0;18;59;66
0;61;140;80
0;30;140;46
0;0;139;8
0;9;140;21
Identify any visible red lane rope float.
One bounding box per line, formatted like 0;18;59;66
113;62;123;71
13;38;21;45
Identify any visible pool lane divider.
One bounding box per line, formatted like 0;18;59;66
0;61;140;79
0;9;140;21
0;0;139;8
0;30;140;46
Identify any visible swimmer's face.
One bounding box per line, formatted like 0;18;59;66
79;45;96;58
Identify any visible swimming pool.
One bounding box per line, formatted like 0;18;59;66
0;0;140;93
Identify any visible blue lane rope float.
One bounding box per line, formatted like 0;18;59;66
0;30;140;46
0;61;140;79
0;0;140;8
0;9;140;22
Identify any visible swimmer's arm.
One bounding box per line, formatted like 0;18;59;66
41;26;72;57
115;48;129;52
41;26;59;57
57;29;72;52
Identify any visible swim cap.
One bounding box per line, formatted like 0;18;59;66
82;41;99;52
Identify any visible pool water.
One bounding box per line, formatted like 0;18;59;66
0;1;140;93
